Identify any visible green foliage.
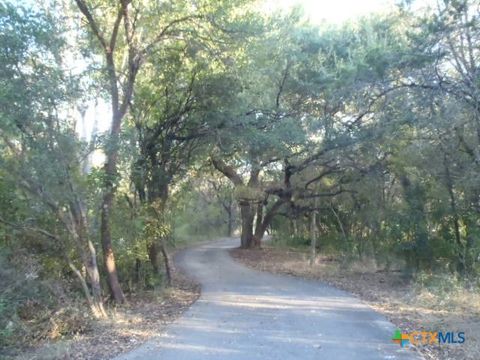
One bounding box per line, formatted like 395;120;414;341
0;252;91;351
173;176;236;243
2;0;480;353
143;201;173;241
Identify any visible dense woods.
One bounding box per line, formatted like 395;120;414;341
1;0;480;354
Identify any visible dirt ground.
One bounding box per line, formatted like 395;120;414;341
230;246;479;360
13;269;200;360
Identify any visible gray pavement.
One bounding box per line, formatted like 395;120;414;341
115;238;422;360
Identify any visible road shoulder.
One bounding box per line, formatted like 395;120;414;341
12;263;200;360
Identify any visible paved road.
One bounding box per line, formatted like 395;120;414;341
115;238;421;360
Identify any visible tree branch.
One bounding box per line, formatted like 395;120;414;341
74;0;107;51
211;157;243;186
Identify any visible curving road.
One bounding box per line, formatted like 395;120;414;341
115;238;421;360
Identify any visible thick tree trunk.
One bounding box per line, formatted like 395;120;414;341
100;111;126;304
100;191;125;303
252;200;283;247
211;157;255;247
240;203;255;248
251;203;264;247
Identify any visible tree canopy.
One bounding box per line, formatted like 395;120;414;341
1;0;480;349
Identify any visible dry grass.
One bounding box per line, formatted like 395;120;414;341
230;246;480;360
11;269;200;360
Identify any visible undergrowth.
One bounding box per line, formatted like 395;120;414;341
0;253;92;357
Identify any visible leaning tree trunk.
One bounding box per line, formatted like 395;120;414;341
69;243;107;318
68;198;108;317
252;200;284;247
82;239;106;316
68;261;101;317
67;224;106;317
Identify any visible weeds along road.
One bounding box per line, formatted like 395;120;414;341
115;238;421;360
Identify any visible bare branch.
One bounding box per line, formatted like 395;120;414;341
211;157;243;186
109;6;124;53
141;15;203;57
74;0;107;51
0;216;60;241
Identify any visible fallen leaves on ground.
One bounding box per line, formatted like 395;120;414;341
16;269;200;360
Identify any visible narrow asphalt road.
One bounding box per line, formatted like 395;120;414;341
115;238;421;360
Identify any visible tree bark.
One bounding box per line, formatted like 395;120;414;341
75;0;136;304
82;239;106;315
98;90;129;304
240;203;255;248
68;259;106;318
252;200;284;247
100;189;125;303
68;198;108;316
159;239;172;286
